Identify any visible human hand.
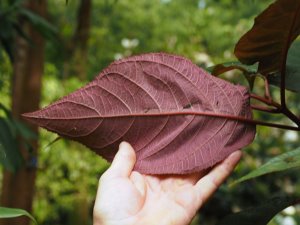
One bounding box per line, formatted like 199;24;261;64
93;142;242;225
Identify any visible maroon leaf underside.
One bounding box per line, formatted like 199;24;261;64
24;53;256;174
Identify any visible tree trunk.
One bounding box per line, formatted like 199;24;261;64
64;0;91;80
0;1;46;225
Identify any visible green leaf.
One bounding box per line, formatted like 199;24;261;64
0;118;23;172
0;104;36;140
207;62;258;89
0;103;11;118
234;0;300;75
216;195;299;225
0;0;24;62
13;120;37;140
19;8;57;41
268;41;300;92
233;148;300;185
13;22;32;45
0;31;15;62
0;105;35;171
0;207;37;225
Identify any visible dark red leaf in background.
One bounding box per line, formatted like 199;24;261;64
23;53;255;174
234;0;300;75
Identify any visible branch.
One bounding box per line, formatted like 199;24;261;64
250;93;281;108
251;105;280;113
264;77;271;100
250;93;300;127
281;107;300;127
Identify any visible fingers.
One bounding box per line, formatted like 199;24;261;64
104;142;136;178
195;150;242;206
185;171;208;185
130;171;147;197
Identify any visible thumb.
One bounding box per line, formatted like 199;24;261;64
106;142;136;178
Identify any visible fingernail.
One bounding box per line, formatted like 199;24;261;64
119;141;126;149
230;151;242;163
119;141;131;151
118;142;132;156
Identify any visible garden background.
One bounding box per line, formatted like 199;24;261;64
0;0;299;224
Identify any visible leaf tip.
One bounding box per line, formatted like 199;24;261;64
21;111;41;125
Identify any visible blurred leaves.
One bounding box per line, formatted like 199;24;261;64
56;0;273;78
216;195;300;225
0;0;57;62
0;103;23;172
234;0;300;75
0;103;36;172
0;206;37;225
19;8;57;41
268;41;300;92
0;0;23;61
0;117;23;172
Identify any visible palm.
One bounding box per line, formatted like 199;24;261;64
135;173;205;225
94;142;241;225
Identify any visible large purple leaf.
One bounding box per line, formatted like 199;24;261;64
24;53;255;174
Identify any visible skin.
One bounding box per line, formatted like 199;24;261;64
93;142;242;225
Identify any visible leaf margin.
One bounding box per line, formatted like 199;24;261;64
0;206;37;225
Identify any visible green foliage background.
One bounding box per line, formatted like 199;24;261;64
1;0;300;224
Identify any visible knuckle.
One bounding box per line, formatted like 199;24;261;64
99;171;110;182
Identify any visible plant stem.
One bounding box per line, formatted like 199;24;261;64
281;107;300;127
250;93;281;108
251;105;280;113
250;93;300;127
294;198;300;206
264;78;271;100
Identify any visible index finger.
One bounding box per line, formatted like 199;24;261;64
194;150;242;206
